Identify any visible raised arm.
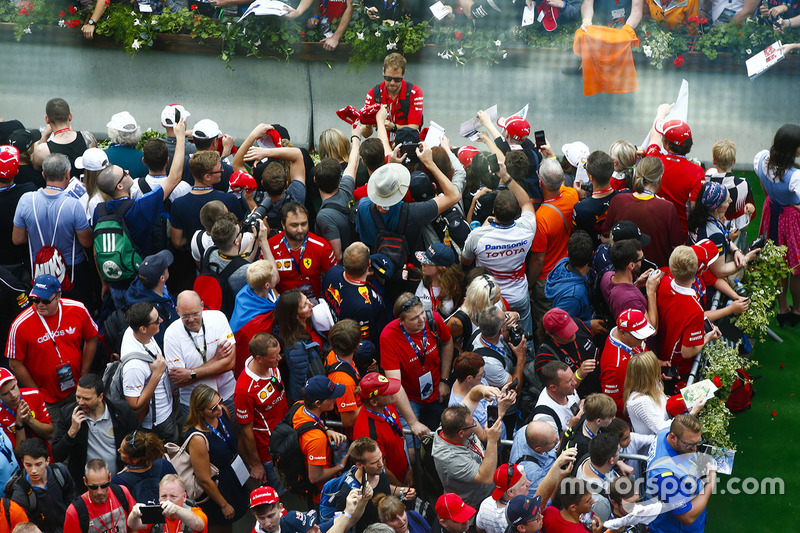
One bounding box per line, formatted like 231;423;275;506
417;144;460;215
375;107;394;158
496;162;533;214
161;118;186;200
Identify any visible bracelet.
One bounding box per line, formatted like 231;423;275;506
350;135;360;142
575;373;585;381
13;424;23;431
582;18;591;24
343;512;353;519
546;156;557;160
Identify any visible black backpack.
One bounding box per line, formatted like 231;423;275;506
415;433;443;503
431;206;470;257
137;178;171;253
319;199;358;250
5;463;68;522
71;484;130;532
371;204;410;278
197;246;249;318
269;401;329;499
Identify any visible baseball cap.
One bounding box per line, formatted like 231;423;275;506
370;254;396;283
106;111;138;133
256;129;284;150
30;274;61;300
616;308;655;340
230;170;257;193
250;486;280;508
409;171;435;201
137;250;174;289
492;464;524;500
359;372;402;399
280;510;318;533
354;340;377;375
610;220;650;247
656;119;692;146
0;368;16;390
0;145;20;180
542;308;578;339
562;141;590;168
691;239;719;273
539;4;559;30
505;495;543;527
435;493;476;522
457;146;480;168
415;242;456;267
8;129;41;153
160;104;190;128
75;147;109;172
192;119;221;140
367;163;411;208
499;117;530;142
304;375;346;403
272;124;291;142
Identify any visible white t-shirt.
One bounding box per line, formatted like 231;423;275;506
476;497;508;533
130;174;192;203
461;211;536;303
415;281;455;318
190;230;255;262
470;335;512;388
163;310;237;406
532;388;580;435
120;328;173;427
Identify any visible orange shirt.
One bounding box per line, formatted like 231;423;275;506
646;0;698;30
0;499;27;533
532;186;579;280
573;25;640;97
324;351;361;414
291;407;331;468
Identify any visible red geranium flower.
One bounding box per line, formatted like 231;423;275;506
18;6;29;15
191;4;198;10
673;55;684;67
699;17;708;24
68;5;78;13
712;376;722;387
59;10;65;17
105;0;110;5
454;31;464;39
772;410;777;417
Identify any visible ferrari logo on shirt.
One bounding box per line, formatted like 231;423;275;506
303;258;312;269
358;286;371;304
258;383;275;402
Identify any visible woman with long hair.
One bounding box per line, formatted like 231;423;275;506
318;128;350;166
112;430;177;503
376;494;430;533
186;385;248;533
609;140;637;190
414;243;465;317
755;124;800;325
275;289;328;403
446;273;518;354
623;351;703;436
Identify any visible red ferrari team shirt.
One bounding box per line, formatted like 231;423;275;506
269;232;337;298
234;361;289;463
656;274;705;376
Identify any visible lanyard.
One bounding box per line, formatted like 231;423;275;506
302;407;326;428
283;236;309;279
480;336;507;360
37;304;65;363
589;462;607;480
205;417;232;446
427;284;439;312
365;407;404;438
583;421;596;439
489;220;514;229
607;333;640;355
336;355;360;380
45;185;64;192
709;216;731;255
400;324;427;367
0;184;15;193
592;186;614;197
439;432;484;459
544;193;563;204
185;323;207;364
554;339;581;369
90;500;120;533
192;186;213;191
53;127;72;136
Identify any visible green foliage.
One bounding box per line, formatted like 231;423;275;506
736;240;794;340
0;0;77;40
343;5;429;70
694;19;779;61
698;397;734;448
636;19;691;68
136;128;167;151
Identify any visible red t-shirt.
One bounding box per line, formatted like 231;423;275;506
364;82;424;128
6;300;98;403
353;404;409;481
380;313;451;404
600;330;646;417
324;352;361;414
531;186;580;280
646;144;704;236
234;360;289;463
64;485;137;533
0;388;51;447
320;0;348;20
656;273;705;376
542;506;589;533
269;232;337;298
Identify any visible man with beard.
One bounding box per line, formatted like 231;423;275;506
600;236;661;323
52;374;138;492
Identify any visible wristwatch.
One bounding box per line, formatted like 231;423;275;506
190;370;197;380
13;423;23;431
87;19;96;25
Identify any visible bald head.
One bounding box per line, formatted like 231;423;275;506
97;165;127;197
525;420;559;452
176;291;203;332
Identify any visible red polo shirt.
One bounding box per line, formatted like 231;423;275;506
646;144;704;235
656;273;705;376
269;232;337;298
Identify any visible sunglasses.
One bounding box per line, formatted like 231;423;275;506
400;296;421;314
87;482;110;490
116;169;129;187
30;296;56;305
129;429;138;450
675;435;705;449
383;75;403;82
206;399;222;412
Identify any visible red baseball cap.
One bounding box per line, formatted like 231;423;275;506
435;493;476;522
499;117;530;142
0;369;15;390
656;119;692;146
492;464;524;500
691;239;719;274
542;308;578;339
359;372;402;399
250;486;280;508
230;170;257;193
666;393;687;417
457;146;480;168
617;309;655;340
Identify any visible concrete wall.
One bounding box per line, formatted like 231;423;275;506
3;38;798;167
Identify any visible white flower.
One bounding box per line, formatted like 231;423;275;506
375;31;381;36
502;52;507;59
254;39;261;46
643;45;652;57
131;39;141;50
23;27;31;34
746;48;752;54
438;51;452;59
58;20;66;27
357;31;364;40
134;19;140;26
130;10;136;15
387;40;397;50
457;47;464;55
494;40;501;46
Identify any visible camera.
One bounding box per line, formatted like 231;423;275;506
580;180;593;195
508;324;532;347
665;365;680;380
242;205;267;233
140;504;165;524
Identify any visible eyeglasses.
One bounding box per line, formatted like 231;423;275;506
30;296;56;305
675;435;705;449
206;169;224;176
116;169;129;188
634;255;644;263
399;296;421;314
459;422;477;432
87;482;110;490
383;75;403;82
206;399;222;412
180;311;202;320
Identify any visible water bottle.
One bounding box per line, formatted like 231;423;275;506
733;278;747;298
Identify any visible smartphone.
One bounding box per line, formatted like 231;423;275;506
174;108;181;125
140;505;165;524
534;130;546;148
488;153;500;173
641;258;658;272
509;377;519;390
703;317;714;334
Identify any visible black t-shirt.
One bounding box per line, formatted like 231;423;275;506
0;182;37;265
573;192;619;248
559;414;592;459
48;135;88;179
14;166;45;189
0;264;32;354
170;190;245;238
535;320;600;397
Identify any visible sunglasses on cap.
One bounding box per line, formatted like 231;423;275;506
400;296;422;314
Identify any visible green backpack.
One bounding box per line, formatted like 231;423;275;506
93;199;142;282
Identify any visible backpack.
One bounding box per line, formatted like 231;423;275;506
524;404;563;436
325;359;359;385
415;433;444;503
93;199;142;283
137;178;171;253
195;246;248;318
165;432;219;503
448;309;473;354
726;369;756;412
102;307;129;356
102;351;157;404
269;401;328;498
371;82;423;126
371;204;410;277
319;200;358;250
30;192;74;291
431;206;470;258
318;467;360;522
71;485;130;532
5;463;68;520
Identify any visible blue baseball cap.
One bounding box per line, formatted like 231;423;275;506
280;510;318;533
506;495;543;527
30;274;61;300
370;253;395;282
303;375;345;403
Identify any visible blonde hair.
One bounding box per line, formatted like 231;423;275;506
247;260;277;292
711;139;737;171
383;53;406;73
160;473;186;490
375;494;406;522
318;129;350;163
633;156;664;194
460;275;501;324
622;351;664;410
609;140;636;171
669;245;699;283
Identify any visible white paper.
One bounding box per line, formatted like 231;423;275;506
642;79;689;148
231;455;250;485
522;5;536;26
239;0;292;21
429;1;450;20
513;104;530;122
701;445;736;475
746;41;784;79
602;503;663;529
460;105;497;138
256;135;278;149
425;121;446;148
138;2;153;13
680;378;718;408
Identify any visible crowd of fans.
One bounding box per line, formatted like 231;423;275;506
0;49;798;533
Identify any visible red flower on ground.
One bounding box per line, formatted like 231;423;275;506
454;31;464;39
646;32;650;36
59;10;66;17
68;5;78;13
673;55;684;67
191;4;198;10
712;376;722;387
772;411;777;417
781;363;785;369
